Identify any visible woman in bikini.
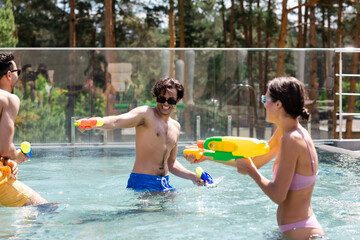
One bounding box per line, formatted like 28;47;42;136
184;76;324;239
235;76;324;239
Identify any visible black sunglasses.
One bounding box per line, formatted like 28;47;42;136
10;69;21;76
2;69;21;77
156;96;177;105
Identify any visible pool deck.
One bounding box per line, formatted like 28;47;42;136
316;140;360;158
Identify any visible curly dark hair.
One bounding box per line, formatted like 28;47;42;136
0;52;15;76
152;77;184;100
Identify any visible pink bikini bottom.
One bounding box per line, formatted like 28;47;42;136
279;214;323;233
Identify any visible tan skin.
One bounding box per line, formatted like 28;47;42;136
79;88;202;185
0;60;48;206
185;91;324;240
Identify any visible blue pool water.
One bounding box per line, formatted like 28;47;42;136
0;146;359;239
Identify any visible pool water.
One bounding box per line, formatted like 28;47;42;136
0;147;359;239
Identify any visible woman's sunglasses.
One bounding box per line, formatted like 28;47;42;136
261;95;275;104
156;96;177;105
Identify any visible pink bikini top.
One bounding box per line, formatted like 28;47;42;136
272;129;318;191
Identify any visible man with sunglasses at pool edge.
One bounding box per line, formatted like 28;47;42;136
0;52;48;207
78;77;203;191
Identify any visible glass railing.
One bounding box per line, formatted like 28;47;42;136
2;48;355;144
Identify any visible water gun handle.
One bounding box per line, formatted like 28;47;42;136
195;167;214;184
20;141;32;159
183;147;204;160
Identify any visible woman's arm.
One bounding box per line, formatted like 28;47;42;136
251;128;282;169
237;135;299;204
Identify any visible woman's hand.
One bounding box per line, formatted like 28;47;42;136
235;157;256;175
183;153;207;164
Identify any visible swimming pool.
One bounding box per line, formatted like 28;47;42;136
0;146;359;239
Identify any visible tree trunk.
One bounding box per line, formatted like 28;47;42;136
105;0;115;48
256;0;265;139
105;0;116;61
69;0;76;47
68;0;76;142
221;0;227;47
264;0;271;86
303;0;309;47
239;0;248;46
308;4;319;138
229;0;235;48
276;0;288;77
178;0;185;58
345;6;360;139
326;7;333;138
333;0;343;139
168;0;176;78
104;0;116;141
297;0;304;48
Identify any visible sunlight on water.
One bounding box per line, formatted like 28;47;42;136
0;147;359;239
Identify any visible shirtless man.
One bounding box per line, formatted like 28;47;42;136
0;52;48;206
79;77;202;191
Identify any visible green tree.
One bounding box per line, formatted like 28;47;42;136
0;0;18;47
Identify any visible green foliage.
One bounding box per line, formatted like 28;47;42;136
14;88;67;143
74;92;107;117
0;0;18;47
12;0;67;47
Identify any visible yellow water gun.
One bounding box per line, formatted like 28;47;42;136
184;136;270;161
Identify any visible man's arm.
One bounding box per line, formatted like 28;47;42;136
168;144;203;185
0;95;20;160
79;106;150;132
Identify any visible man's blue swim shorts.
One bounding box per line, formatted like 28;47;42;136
126;172;176;192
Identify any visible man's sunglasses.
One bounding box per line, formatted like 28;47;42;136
156;96;177;105
10;69;21;76
1;69;21;77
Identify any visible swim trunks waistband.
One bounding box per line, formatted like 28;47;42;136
126;172;175;192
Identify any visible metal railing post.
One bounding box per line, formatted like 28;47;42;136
227;115;232;136
338;51;343;140
196;115;201;140
71;117;77;145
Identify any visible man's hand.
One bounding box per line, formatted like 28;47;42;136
4;159;19;180
191;173;204;186
16;149;27;164
75;118;100;133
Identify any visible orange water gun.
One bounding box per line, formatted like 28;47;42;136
183;140;206;159
74;119;104;129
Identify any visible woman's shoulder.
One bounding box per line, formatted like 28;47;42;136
281;129;305;148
